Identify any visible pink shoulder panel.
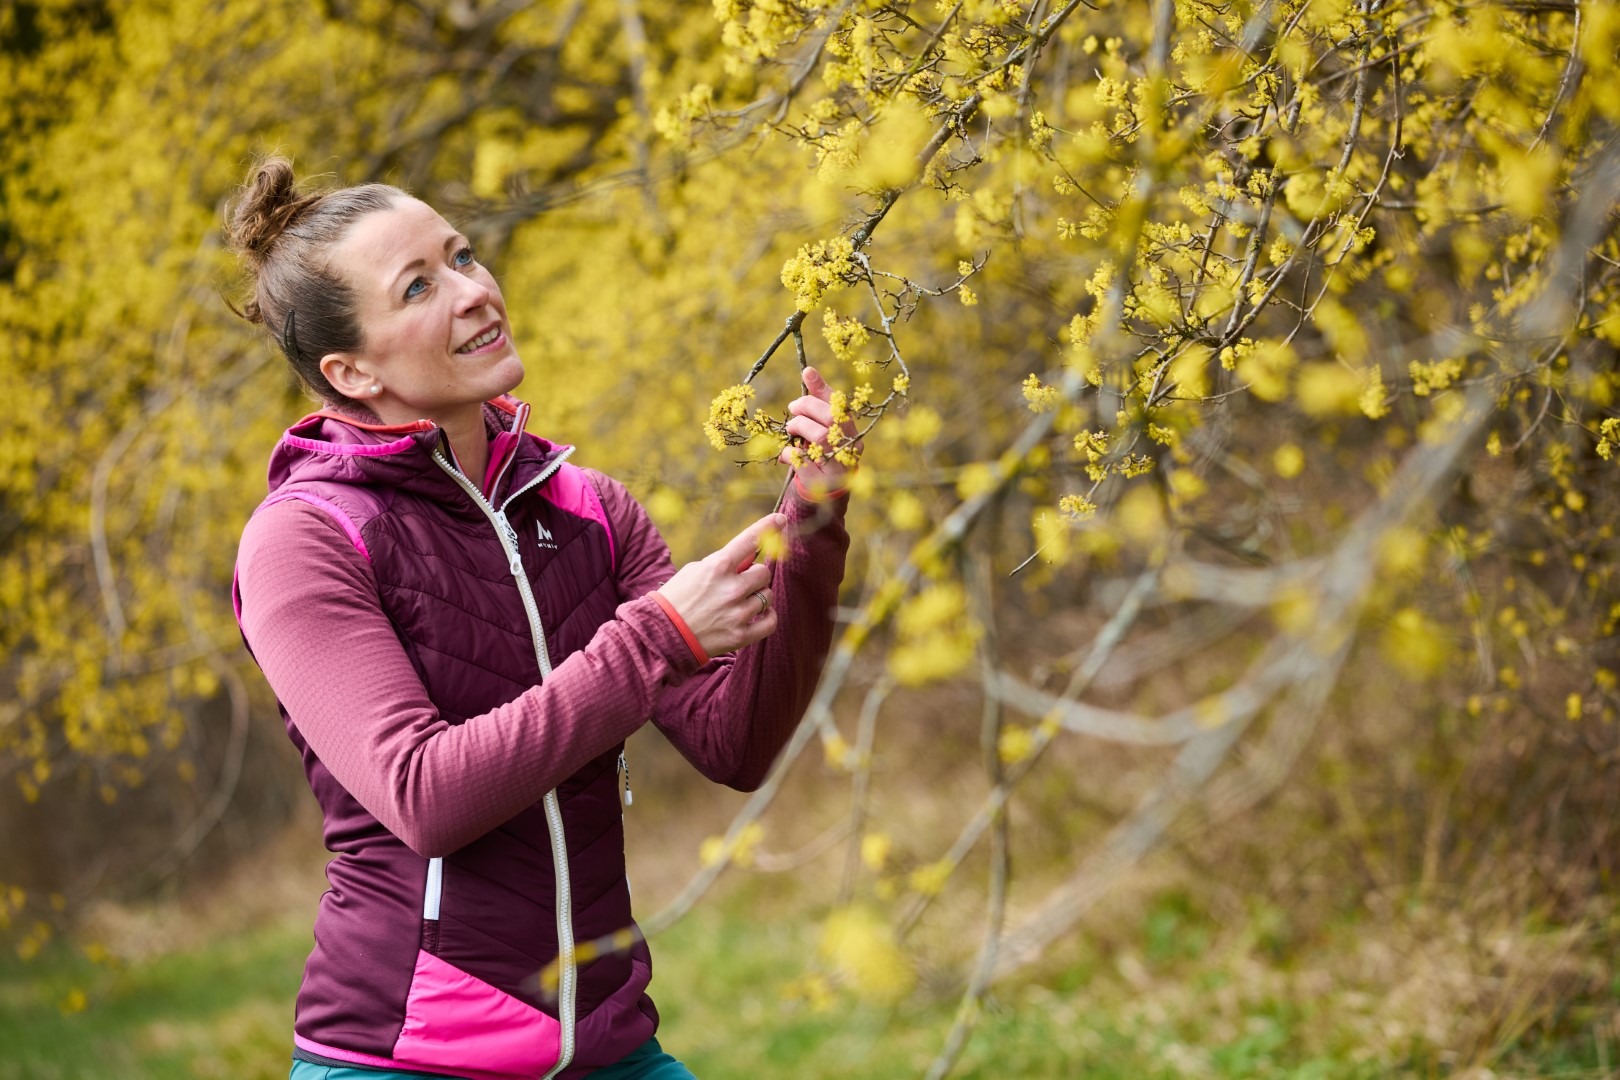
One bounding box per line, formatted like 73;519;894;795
260;492;373;562
231;492;372;626
542;463;616;571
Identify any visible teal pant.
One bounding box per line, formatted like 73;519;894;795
289;1037;697;1080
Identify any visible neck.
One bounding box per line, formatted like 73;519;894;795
362;398;492;486
438;407;491;488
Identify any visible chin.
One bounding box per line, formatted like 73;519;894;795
487;352;526;398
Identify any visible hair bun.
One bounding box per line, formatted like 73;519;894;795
223;157;404;390
226;155;322;280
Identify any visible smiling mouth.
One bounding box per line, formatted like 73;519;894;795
456;325;504;353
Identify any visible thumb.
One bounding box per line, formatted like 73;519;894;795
718;512;788;570
802;365;832;402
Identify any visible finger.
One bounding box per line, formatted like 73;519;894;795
777;447;824;468
735;563;772;594
717;512;788;569
742;608;780;642
788;394;836;426
739;586;773;618
802;365;832;402
785;415;832;445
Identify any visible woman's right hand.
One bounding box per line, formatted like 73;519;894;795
656;513;787;656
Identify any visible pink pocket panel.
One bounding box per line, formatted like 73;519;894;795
394;949;560;1080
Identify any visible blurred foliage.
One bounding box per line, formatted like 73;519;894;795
3;0;1620;1070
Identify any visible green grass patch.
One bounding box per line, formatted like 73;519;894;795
1;887;1615;1079
0;917;306;1080
645;890;1375;1080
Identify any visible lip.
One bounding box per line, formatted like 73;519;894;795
455;322;506;355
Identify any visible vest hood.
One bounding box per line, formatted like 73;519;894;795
265;396;573;509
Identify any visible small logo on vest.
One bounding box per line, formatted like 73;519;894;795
536;521;558;551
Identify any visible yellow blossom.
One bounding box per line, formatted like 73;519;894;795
781;237;856;312
704;384;757;451
1022;374;1060;412
819;906;914;1003
998;724;1035;765
860;833;891;871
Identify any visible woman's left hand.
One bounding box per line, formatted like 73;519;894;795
779;366;860;497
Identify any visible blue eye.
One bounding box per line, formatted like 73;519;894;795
454;246;476;268
404;277;427;299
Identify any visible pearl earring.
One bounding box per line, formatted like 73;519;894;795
371;385;381;395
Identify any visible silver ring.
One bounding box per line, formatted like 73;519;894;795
754;590;770;615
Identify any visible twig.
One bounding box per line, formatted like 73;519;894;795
749;815;856;873
896;568;1160;941
1531;2;1583;151
923;553;1011;1080
837;677;895;903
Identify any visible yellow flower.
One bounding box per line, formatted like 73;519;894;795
998;725;1035;765
1021;374;1060;412
698;822;765;868
1273;443;1305;479
1381;609;1449;680
1410;358;1465;397
821;309;870;361
860;833;891;871
1597;418;1620;459
908;859;952;896
703;384;757;451
781;238;856;312
819;906;914;1003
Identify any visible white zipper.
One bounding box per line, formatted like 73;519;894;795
431;443;578;1080
422;857;443;920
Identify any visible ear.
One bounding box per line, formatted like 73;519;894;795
320;352;377;400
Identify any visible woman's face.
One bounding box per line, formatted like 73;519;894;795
323;197;524;423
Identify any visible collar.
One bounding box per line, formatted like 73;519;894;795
271;395;569;505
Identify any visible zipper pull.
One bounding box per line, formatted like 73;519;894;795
618;751;633;807
494;511;524;575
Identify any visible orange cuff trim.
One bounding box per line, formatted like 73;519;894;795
651;593;710;666
793;472;851;504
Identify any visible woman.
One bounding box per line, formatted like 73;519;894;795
227;156;852;1080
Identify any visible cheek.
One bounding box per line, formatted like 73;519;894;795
481;272;507;311
377;316;442;381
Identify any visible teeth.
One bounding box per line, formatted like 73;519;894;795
459;327;500;353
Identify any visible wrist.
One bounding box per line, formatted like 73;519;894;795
650;592;710;666
793;469;852;504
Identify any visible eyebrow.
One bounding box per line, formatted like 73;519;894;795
390;233;467;293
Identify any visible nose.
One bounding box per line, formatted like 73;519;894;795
452;273;491;315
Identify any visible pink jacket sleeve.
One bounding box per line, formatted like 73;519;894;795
235;498;705;858
584;470;850;790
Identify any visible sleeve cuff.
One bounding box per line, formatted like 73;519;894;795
650;592;710;666
792;471;851;504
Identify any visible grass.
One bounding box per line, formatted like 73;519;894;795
1;876;1615;1079
0;901;1336;1080
0;916;306;1080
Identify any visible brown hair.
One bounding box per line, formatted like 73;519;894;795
225;156;406;401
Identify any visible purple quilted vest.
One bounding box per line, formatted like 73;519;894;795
240;400;656;1079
